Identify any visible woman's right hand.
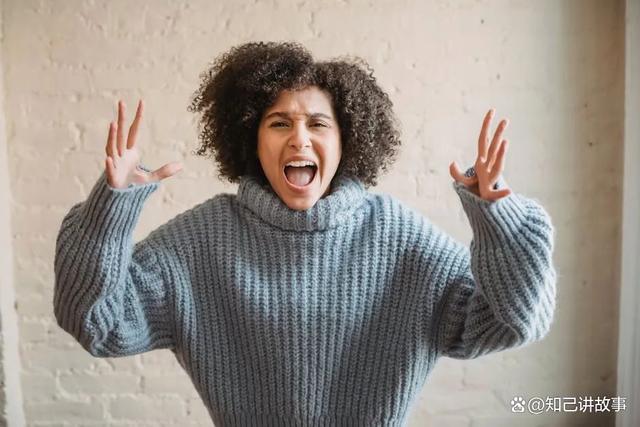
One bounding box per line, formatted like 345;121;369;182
105;99;183;189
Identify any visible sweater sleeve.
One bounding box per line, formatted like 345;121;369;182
53;170;175;357
433;180;557;360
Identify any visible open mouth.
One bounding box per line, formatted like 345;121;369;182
283;164;318;190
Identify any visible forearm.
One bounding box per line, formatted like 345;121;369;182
53;171;172;356
454;183;556;335
435;183;557;359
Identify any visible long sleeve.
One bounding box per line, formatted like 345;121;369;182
433;179;557;360
53;170;176;357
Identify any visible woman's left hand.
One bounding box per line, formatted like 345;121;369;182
449;108;513;201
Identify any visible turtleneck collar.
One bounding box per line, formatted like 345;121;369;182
236;173;368;232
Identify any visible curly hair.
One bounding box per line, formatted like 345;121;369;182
187;41;402;188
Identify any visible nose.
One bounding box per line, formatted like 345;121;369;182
288;122;311;149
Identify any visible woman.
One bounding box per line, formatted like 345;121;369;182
53;41;556;426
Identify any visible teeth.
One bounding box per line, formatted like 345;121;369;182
285;160;316;167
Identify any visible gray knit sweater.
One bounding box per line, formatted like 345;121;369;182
53;168;557;426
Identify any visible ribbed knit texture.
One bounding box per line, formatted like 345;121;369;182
53;169;557;426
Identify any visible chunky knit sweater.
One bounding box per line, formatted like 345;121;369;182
53;168;556;426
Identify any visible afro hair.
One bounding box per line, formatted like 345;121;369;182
187;41;402;188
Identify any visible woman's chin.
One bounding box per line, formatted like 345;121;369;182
265;168;335;210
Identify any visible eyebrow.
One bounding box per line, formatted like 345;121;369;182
263;111;334;121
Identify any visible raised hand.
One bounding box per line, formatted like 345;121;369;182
449;108;513;201
105;99;183;189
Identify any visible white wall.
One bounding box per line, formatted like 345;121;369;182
617;0;640;426
0;0;26;424
0;0;624;425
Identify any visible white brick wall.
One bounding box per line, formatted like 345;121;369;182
0;0;623;425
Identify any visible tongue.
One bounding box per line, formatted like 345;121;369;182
285;166;315;186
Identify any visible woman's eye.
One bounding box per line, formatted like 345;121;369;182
311;122;327;127
270;122;288;128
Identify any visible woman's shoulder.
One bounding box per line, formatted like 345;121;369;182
358;192;442;246
172;191;431;227
144;192;240;241
365;191;432;226
367;191;463;260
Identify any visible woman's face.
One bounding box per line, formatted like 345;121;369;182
257;85;342;211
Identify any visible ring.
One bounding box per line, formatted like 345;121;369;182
463;165;501;190
464;166;476;178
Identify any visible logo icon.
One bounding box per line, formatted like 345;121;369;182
511;396;526;413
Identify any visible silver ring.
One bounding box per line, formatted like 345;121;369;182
463;166;500;189
464;166;476;178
